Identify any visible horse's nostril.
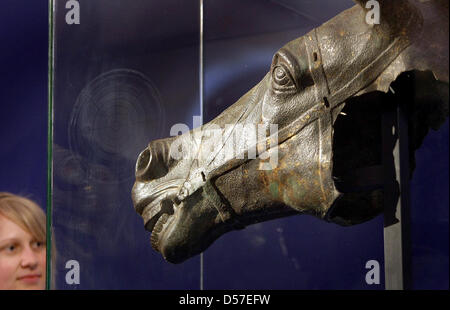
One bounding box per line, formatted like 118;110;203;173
135;144;169;181
136;148;151;179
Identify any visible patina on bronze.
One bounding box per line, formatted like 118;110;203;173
132;0;449;263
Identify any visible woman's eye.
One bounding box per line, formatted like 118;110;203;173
31;241;45;249
272;65;295;92
3;244;18;253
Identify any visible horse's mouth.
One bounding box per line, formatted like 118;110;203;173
148;204;177;253
140;192;180;252
132;179;183;253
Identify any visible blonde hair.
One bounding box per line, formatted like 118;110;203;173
0;192;57;288
0;192;46;242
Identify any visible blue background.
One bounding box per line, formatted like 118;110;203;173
0;1;48;207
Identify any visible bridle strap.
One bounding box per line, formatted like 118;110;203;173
202;180;245;229
180;15;417;220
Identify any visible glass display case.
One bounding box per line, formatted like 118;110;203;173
49;0;448;290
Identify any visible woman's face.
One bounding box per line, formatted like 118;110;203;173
0;214;46;290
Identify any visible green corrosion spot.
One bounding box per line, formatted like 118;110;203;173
269;182;279;198
283;176;306;205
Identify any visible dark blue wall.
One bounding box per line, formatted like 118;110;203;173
0;1;48;208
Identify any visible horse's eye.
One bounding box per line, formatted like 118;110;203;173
273;66;289;85
272;64;296;93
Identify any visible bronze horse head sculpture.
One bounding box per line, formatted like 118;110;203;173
132;0;449;263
